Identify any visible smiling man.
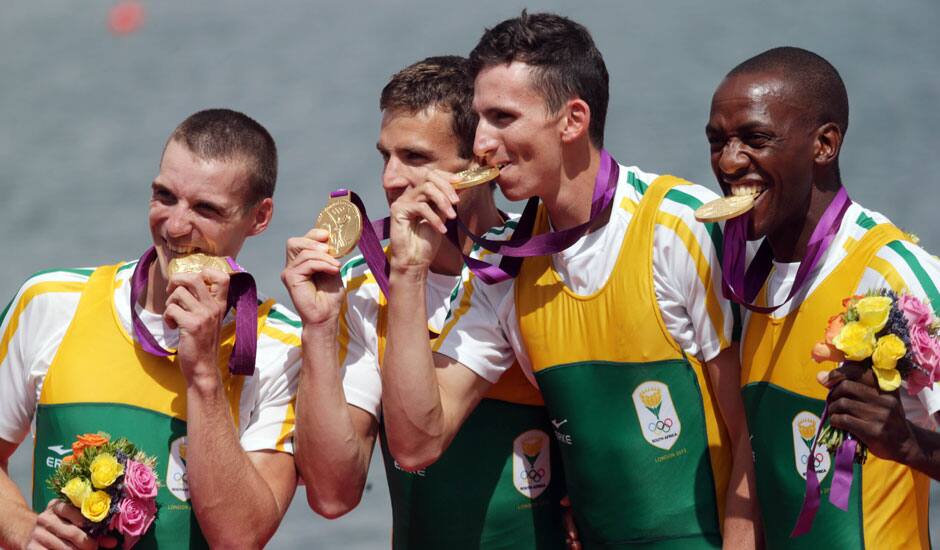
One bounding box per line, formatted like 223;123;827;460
378;12;759;549
0;109;301;549
706;47;940;548
283;56;568;548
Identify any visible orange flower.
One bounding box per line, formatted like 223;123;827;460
825;314;845;344
62;455;75;464
76;433;109;448
72;441;85;458
842;295;864;309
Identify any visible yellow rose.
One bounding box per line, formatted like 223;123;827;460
60;477;91;508
833;321;876;361
872;334;907;371
855;296;892;332
80;490;111;523
90;453;124;489
873;366;902;392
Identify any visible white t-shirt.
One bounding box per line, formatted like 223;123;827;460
745;201;940;427
339;256;460;420
434;164;734;385
0;261;302;452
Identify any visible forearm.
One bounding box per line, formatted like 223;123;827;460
721;426;761;550
185;381;285;548
704;345;761;549
295;324;372;517
0;464;34;550
382;266;447;469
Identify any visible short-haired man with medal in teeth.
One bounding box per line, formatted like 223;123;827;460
0;109;302;549
707;47;940;548
377;11;760;550
283;56;569;548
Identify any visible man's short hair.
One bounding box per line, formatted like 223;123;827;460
469;10;609;148
728;46;849;134
168;108;278;206
380;56;477;159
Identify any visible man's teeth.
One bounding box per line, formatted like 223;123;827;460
730;184;765;197
168;246;197;255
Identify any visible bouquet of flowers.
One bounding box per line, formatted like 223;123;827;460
811;290;940;462
46;433;160;549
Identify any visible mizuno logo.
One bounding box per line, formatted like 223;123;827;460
550;418;568;430
47;445;71;456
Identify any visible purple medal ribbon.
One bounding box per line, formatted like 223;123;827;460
722;186;851;313
332;149;620;292
130;246;259;376
791;399;858;537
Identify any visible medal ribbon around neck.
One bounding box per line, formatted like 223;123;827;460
332;148;620;295
721;186;851;313
130;246;259;376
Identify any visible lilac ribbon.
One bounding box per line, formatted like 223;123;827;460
722;187;851;313
130;246;258;376
791;399;857;537
456;149;619;259
332;149;620;293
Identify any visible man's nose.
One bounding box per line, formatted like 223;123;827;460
164;206;193;238
382;157;412;193
473;121;498;162
717;139;749;179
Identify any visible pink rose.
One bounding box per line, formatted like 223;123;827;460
907;324;940;394
109;497;156;548
898;294;933;330
123;460;158;499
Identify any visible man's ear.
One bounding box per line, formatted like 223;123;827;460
247;197;274;236
560;98;591;144
814;122;843;167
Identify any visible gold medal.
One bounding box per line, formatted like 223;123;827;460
167;253;235;276
452;165;500;190
694;194;758;223
315;192;363;258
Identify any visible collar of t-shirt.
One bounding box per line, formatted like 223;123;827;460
115;274;236;350
765;201;862;317
548;166;631;295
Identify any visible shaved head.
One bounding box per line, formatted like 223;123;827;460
727;47;849;135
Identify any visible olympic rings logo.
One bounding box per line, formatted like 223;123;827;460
799;453;825;467
519;468;546;483
647;418;674;434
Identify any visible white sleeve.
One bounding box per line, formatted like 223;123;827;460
239;306;302;454
652;184;734;362
0;276;81;445
339;284;383;420
432;271;517;383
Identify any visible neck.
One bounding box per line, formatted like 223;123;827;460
541;144;602;231
142;260;168;314
768;184;842;263
429;187;504;276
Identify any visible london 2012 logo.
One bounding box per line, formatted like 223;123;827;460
632;381;682;450
792;411;831;480
512;429;551;499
